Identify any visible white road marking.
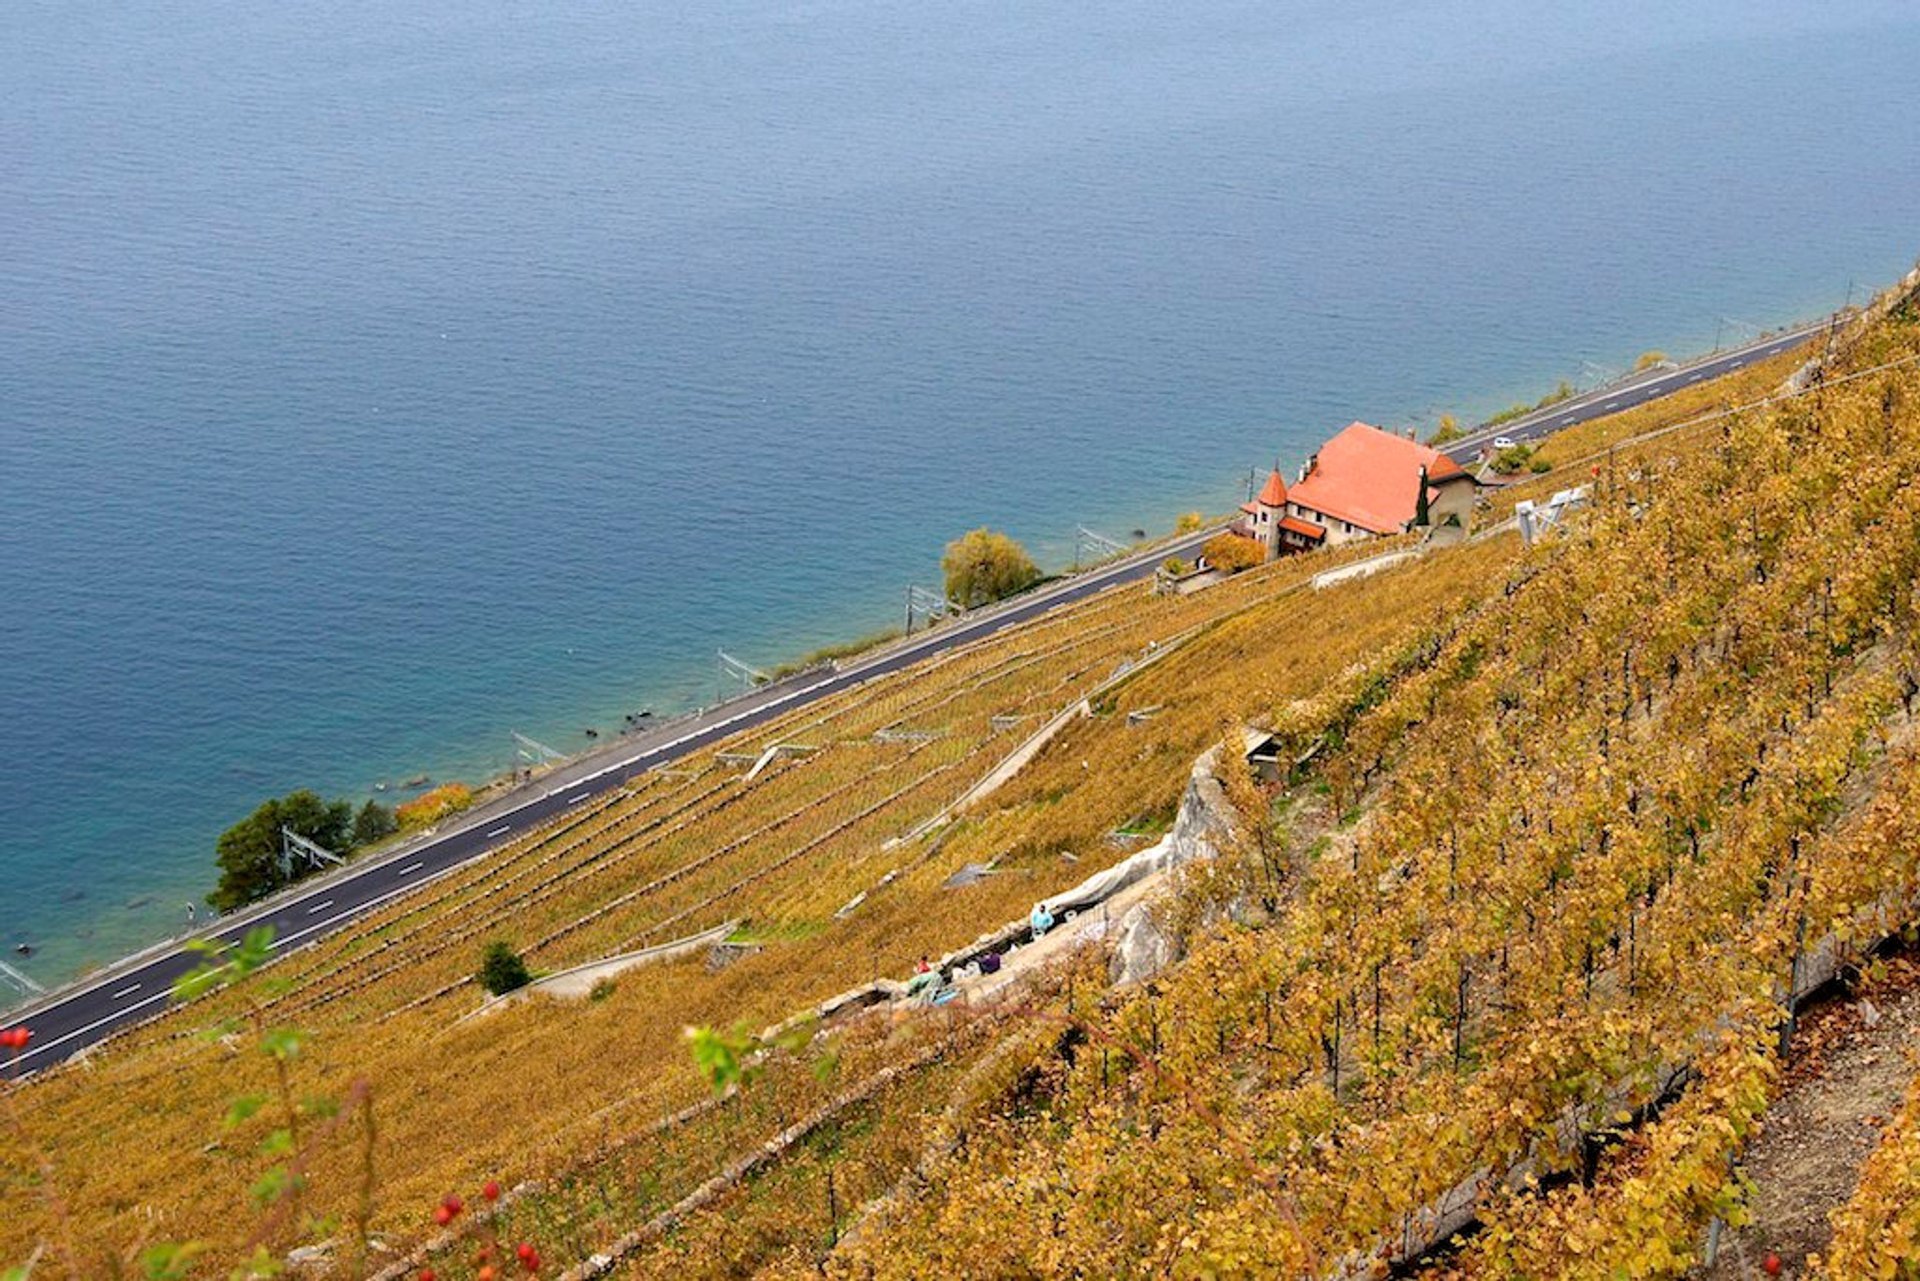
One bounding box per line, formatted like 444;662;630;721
486;824;511;837
1688;373;1703;381
307;899;334;915
15;990;171;1066
111;983;141;1000
1604;401;1619;409
4;527;1288;1073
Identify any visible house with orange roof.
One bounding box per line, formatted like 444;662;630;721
1233;421;1483;559
1282;422;1444;547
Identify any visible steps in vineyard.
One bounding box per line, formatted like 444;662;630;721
1698;951;1920;1279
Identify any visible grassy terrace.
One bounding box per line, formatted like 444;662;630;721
1;318;1847;1278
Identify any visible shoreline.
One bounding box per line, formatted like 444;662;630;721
0;315;1835;1012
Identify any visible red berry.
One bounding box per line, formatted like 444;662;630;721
478;1267;498;1281
433;1205;453;1227
418;1271;436;1281
483;1179;502;1202
1763;1253;1783;1276
516;1243;535;1262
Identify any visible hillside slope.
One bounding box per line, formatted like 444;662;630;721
2;295;1892;1277
814;286;1920;1278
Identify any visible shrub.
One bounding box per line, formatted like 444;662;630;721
1635;349;1669;370
1529;456;1553;474
1162;557;1191;576
1202;532;1265;574
1426;413;1464;446
395;782;473;831
478;941;533;996
1174;511;1206;533
1491;443;1536;475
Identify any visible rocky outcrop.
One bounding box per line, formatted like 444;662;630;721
1039;742;1241;921
1108;903;1175;986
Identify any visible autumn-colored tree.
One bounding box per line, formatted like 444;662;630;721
1174;511;1207;534
1201;532;1264;573
1427;413;1463;446
942;528;1040;609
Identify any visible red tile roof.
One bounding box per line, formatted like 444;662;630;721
1239;499;1260;515
1288;422;1442;534
1279;515;1325;539
1426;453;1468;482
1256;468;1289;507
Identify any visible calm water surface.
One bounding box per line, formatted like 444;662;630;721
4;0;1918;991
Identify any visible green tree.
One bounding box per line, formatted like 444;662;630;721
352;799;397;847
942;528;1041;609
1174;511;1207;534
210;790;353;914
479;941;533;996
1426;413;1463;446
1414;467;1432;527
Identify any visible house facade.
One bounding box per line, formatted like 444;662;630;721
1233;421;1481;559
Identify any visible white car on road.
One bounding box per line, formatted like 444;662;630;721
1493;435;1519;450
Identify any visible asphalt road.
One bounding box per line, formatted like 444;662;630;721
1440;321;1826;463
5;322;1823;1073
4;522;1222;1073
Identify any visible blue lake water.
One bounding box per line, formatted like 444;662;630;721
4;0;1919;992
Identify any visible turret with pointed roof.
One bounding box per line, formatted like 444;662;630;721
1256;467;1289;509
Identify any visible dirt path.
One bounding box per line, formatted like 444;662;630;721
1700;953;1920;1277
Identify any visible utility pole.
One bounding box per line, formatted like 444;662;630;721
511;731;565;780
1073;525;1127;570
282;827;344;876
0;958;43;999
716;650;767;702
905;585;946;634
